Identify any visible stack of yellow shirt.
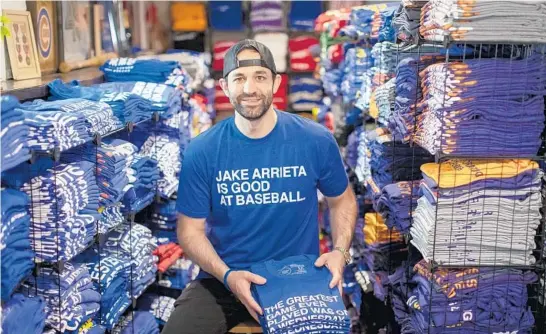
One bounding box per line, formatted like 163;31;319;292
171;2;207;32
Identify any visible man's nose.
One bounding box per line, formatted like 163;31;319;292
243;78;257;94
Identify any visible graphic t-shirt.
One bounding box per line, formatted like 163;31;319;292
176;110;348;278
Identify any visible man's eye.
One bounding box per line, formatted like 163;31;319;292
256;76;266;81
233;77;243;83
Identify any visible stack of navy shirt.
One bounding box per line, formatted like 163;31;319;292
1;189;34;301
72;248;131;330
16;161;100;262
19;262;101;333
157;257;200;291
340;47;373;105
150;200;177;232
136;293;176;326
408;260;537;333
1;95;31;172
1;293;46;334
250;254;350;333
414;56;546;157
288;1;322;31
289;75;324;112
375;181;420;234
111;310;159;334
121;154;159;213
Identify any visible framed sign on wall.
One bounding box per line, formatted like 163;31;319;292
58;1;92;63
27;0;58;74
3;9;41;80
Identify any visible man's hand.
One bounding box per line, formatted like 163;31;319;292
226;270;267;322
314;251;345;296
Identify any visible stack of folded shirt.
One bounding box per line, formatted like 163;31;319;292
1;95;31;172
289;75;323;111
20;262;101;333
1;189;34;301
408;260;537;333
157;257;200;290
420;0;546;44
375;181;420;234
250;1;285;32
355;128;371;184
411;159;543;266
18;161;100;262
370;78;395;125
250;254;350;333
100;57;190;88
321;68;343;98
73;248;131;330
254;33;288;73
138;135;181;199
339;5;383;39
288;36;319;72
153;242;183;273
392;1;424;43
345;126;362;170
150;200;177;232
98;203;124;234
1;293;46;334
214;81;232;111
122;154;160;213
273;74;289;111
367;128;434;190
103;223;158;299
136;293;176;326
170;2;207;32
414;56;546;157
62;139;136;207
208;1;244;31
340;46;373;105
289;1;323;31
371;5;398;43
111;311;159;334
212;41;237;72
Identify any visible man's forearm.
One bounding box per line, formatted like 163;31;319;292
329;187;358;250
177;221;229;282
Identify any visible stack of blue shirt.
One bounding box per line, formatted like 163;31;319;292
374;78;395;127
340;47;373;105
17;161;100;262
375;181;420;234
102;223;158;299
289;75;323;112
150;200;177;232
208;1;244;31
376;6;397;43
157;257;200;291
111;311;159;334
98;203;124;234
1;189;34;301
288;1;323;31
1;95;31;172
250;254;350;333
136;293;176;326
121;154;159;213
20;262;101;333
100;57;190;87
1;293;46;334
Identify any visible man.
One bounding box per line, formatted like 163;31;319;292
161;39;357;334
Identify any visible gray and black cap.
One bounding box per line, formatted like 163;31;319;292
223;39;277;78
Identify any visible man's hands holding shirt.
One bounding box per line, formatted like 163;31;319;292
314;250;345;296
226;270;267;322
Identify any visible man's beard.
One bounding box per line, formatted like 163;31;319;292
230;92;273;121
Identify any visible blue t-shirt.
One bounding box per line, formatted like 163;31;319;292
176;110;348;278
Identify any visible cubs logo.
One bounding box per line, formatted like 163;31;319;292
279;264;307;275
37;7;51;58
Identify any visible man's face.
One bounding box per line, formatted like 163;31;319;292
220;49;281;120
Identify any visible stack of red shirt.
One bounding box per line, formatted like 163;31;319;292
288;36;319;72
153;243;184;273
214;81;232;111
212;40;237;72
272;74;288;111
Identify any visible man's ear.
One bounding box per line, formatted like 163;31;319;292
272;74;282;94
219;78;229;97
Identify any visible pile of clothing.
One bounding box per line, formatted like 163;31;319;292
370;77;395;125
254;33;288;73
340;46;373;105
73;248;131;330
367;128;433;191
415;56;546;157
408;260;537;333
208;1;244;31
157;257;200;291
1;293;46;334
1;189;34;301
150;200;177;232
288;1;323;31
214;81;232;111
102;223;158;299
170;2;207;32
289;75;323;111
14;161;100;263
250;1;284;32
288;36;319;72
98;204;125;234
121;154;160;214
375;181;420;234
362;213;405;275
111;311;159;334
153;242;183;273
370;5;398;43
212;41;237;72
136;293;176;326
20;262;101;333
355;128;371;184
392;1;424;43
420;0;546;43
48;79;182;124
411;159;543;266
1;95;31;172
251;255;351;333
100;58;191;90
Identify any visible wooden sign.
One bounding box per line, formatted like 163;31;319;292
27;1;58;74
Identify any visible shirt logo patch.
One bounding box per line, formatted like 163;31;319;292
279;264;307;276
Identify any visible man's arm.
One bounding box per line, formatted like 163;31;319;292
327;185;358;251
177;214;229;282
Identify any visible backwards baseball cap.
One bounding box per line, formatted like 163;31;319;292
223;39;277;78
